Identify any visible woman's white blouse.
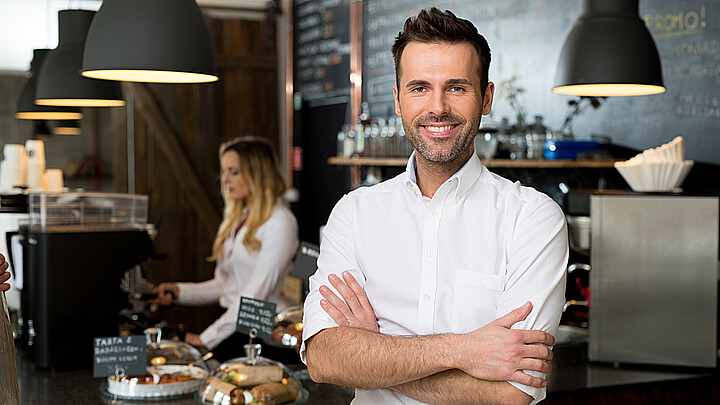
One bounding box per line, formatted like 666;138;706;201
176;203;298;349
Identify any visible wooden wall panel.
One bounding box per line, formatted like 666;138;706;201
113;15;279;334
111;105;127;193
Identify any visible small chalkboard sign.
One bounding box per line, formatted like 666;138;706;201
93;335;146;378
289;241;320;280
236;297;277;341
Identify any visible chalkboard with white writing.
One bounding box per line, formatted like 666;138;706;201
360;0;720;164
93;335;146;378
294;0;352;106
236;297;278;341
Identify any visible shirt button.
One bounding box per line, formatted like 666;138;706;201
427;251;433;257
456;193;461;199
424;294;431;301
431;210;437;217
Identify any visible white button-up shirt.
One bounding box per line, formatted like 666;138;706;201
301;152;568;404
176;203;298;349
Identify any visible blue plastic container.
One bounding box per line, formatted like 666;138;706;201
544;140;600;160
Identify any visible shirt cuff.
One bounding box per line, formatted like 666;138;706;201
174;282;191;305
199;328;223;351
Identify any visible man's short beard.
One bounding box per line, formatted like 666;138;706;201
404;113;480;164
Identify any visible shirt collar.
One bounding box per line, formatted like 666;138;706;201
454;152;484;200
403;151;484;201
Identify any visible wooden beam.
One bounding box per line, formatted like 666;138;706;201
129;83;221;239
285;0;294;187
111;100;128;193
216;54;276;70
349;0;363;124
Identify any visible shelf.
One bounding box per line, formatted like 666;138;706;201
327;156;620;168
328;156;408;166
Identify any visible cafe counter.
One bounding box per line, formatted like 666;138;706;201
15;342;718;404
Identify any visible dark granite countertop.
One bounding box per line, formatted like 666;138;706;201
15;348;354;405
15;342;713;404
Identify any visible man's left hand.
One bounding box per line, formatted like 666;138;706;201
319;271;379;333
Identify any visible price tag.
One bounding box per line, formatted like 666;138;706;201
236;297;277;341
92;335;146;378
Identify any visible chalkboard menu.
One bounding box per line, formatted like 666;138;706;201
93;335;146;378
361;0;720;164
236;297;277;341
295;0;352;106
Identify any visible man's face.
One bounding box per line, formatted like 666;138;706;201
393;42;494;164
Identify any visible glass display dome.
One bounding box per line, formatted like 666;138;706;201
105;328;210;399
270;305;303;349
198;343;307;405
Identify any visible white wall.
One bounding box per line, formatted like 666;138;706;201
0;0;101;73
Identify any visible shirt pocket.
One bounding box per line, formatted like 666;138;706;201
452;270;505;333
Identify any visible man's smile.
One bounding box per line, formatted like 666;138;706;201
422;124;459;136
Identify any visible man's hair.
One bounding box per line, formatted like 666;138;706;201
391;8;491;96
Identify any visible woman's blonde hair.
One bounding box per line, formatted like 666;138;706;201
211;136;287;260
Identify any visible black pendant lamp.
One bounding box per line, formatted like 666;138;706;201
35;10;125;107
81;0;218;84
52;120;82;136
553;0;665;97
15;49;83;120
34;120;53;140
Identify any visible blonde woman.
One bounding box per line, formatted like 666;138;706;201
152;137;298;361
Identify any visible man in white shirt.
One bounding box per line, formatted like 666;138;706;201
301;8;568;405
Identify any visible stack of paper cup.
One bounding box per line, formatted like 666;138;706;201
0;144;27;192
25;140;45;191
43;169;64;192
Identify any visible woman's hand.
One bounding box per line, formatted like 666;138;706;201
0;253;10;292
177;332;207;352
319;271;379;333
148;283;179;306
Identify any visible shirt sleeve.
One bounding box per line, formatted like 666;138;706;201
500;197;569;404
201;209;299;350
300;194;362;364
175;276;224;306
199;299;240;350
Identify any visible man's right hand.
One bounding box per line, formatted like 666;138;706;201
148;283;178;306
453;301;555;388
319;271;378;333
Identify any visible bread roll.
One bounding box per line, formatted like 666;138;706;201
250;378;301;404
224;364;284;387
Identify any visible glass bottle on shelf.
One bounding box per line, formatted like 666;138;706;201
387;117;398;157
368;122;380;157
354;118;365;156
336;125;346;157
359;102;371;125
509;117;527;160
343;126;356;158
363;121;372;157
378;118;388;158
494;117;512;159
526;115;548;159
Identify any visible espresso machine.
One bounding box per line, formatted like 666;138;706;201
15;192;155;370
